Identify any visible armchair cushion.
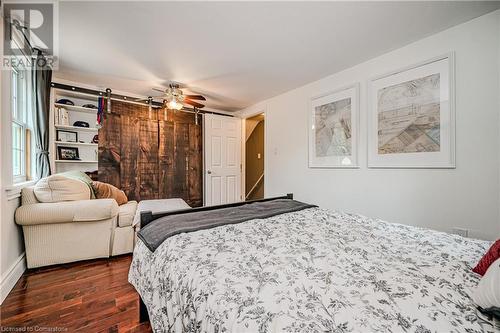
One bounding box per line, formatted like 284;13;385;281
117;201;137;227
34;174;91;203
21;187;40;205
16;199;118;226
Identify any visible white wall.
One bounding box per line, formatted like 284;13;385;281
0;79;27;304
0;16;28;304
0;196;25;304
240;11;500;240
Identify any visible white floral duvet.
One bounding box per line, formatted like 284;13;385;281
129;207;496;333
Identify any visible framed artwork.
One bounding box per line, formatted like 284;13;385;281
57;146;80;160
56;130;78;143
309;84;359;168
368;53;455;168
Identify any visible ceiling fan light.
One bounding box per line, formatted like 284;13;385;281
167;99;183;110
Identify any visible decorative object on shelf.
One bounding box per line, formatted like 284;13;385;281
55;98;74;106
92;134;99;144
82;104;97;109
73;121;90;128
55;107;69;126
309;84;359;168
368;53;455;168
56;130;78;143
57;146;80;160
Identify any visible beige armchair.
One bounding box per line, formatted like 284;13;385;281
15;187;137;268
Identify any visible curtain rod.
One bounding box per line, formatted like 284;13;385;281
50;82;233;117
11;19;36;54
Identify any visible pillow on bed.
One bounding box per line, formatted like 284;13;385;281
92;181;128;205
473;257;500;320
473;239;500;276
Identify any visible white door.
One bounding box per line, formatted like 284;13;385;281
204;114;242;206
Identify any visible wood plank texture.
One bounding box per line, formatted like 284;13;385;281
188;123;203;207
120;116;140;201
173;122;189;201
158;120;175;199
98;113;121;187
98;102;202;205
139;119;159;200
0;256;151;333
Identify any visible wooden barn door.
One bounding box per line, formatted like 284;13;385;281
158;111;203;207
99;102;202;206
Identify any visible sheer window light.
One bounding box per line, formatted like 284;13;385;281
11;66;34;184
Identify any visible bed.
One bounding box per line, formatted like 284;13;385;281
128;195;496;333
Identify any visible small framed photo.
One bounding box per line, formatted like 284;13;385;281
57;146;80;160
309;83;359;168
56;130;78;143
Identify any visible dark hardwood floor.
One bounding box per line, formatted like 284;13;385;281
0;255;151;333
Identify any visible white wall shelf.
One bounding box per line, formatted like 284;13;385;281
54;88;102;101
54;103;98;114
55;141;97;147
50;85;100;174
55;160;98;164
55;124;98;132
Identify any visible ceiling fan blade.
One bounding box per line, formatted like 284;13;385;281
152;87;165;92
185;94;206;101
183;99;205;109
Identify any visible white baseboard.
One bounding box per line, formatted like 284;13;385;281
0;253;26;304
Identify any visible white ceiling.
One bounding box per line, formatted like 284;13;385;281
56;1;500;112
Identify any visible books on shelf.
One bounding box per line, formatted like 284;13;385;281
55;107;69;126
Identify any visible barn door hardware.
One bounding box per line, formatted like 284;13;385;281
194;107;200;125
147;96;153;119
106;88;112;113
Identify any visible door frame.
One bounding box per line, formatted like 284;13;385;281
240;107;267;201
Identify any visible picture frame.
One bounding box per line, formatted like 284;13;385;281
309;83;359;168
56;130;78;143
367;53;455;168
57;146;80;160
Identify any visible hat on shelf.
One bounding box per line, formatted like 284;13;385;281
56;99;75;105
73;121;90;128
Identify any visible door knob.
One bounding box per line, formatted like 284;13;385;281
207;170;212;174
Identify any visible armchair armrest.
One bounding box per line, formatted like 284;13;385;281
15;199;119;226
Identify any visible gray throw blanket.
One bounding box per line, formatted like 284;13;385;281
137;199;317;251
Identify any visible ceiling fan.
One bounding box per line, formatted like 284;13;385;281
148;83;206;110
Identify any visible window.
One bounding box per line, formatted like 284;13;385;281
11;67;33;183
